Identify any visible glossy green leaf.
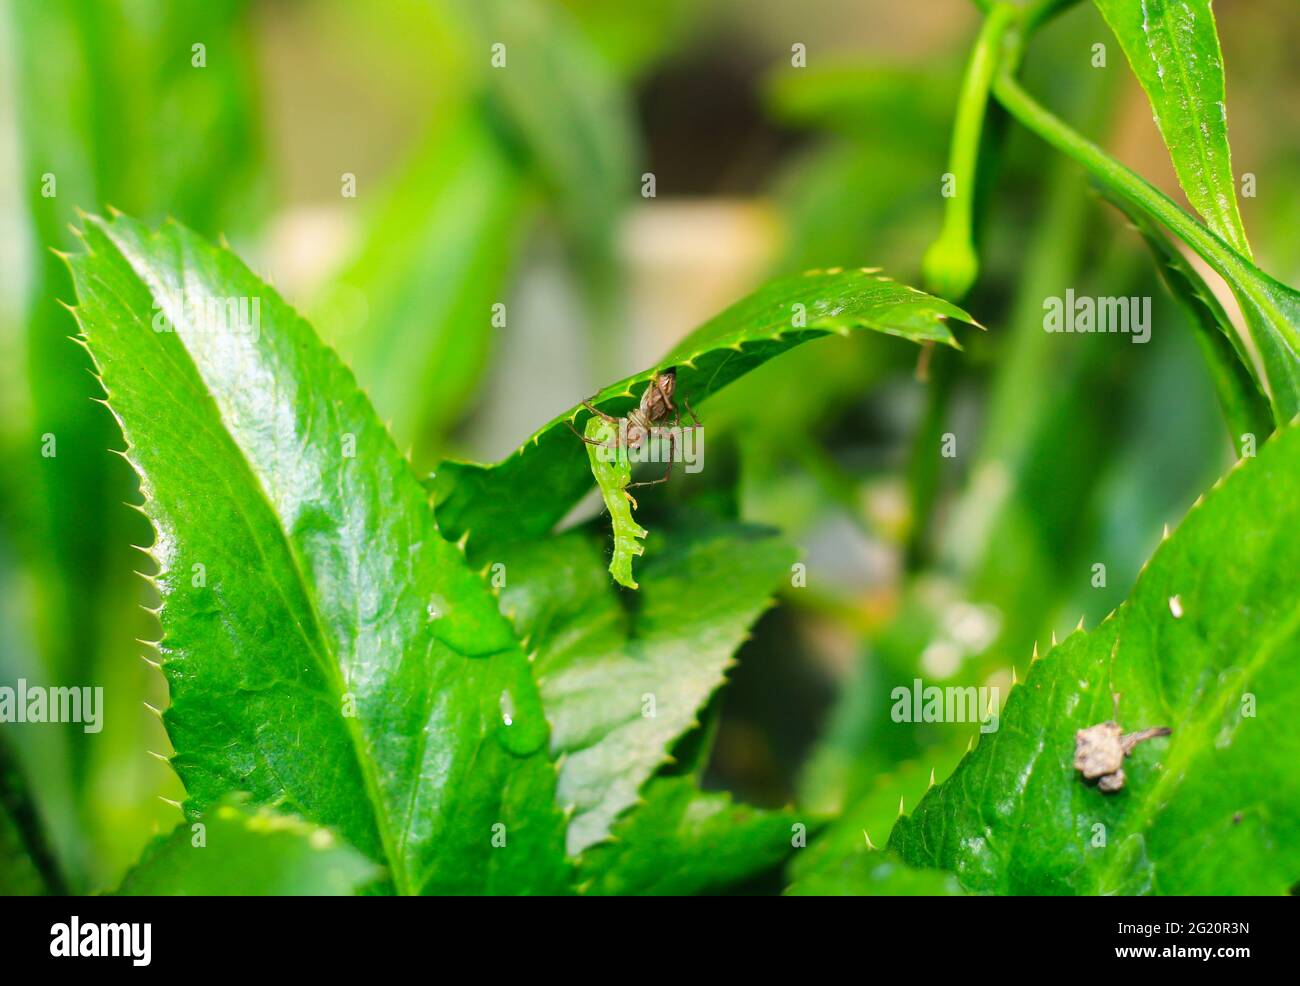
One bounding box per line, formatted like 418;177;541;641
583;416;646;589
1093;0;1250;257
115;802;380;896
434;269;975;555
579;776;798;896
890;422;1300;894
65;212;568;895
495;519;795;853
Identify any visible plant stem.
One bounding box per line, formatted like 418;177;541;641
992;74;1230;280
922;2;1016;300
987;2;1298;421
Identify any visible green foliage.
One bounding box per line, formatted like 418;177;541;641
9;0;1300;902
311;107;532;459
116;802;380;896
786;852;963;896
453;0;636;267
992;7;1300;424
791;745;968;887
580;776;799;895
1092;0;1251;257
0;735;64;895
495;520;794;852
1111;196;1272;452
891;423;1300;894
66;213;568;895
3;0;262;886
433;270;974;557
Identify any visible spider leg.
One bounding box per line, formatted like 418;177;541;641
627;425;675;488
564;417;619;448
681;394;701;426
582;399;619;424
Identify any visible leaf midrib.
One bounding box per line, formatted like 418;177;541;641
1094;586;1300;893
1143;1;1246;256
89;228;414;895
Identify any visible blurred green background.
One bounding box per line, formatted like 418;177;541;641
1;0;1297;892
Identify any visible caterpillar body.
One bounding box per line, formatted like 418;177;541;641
585;416;647;589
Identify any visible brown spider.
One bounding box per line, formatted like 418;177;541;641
1074;691;1171;793
566;368;700;488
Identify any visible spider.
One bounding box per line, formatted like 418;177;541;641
566;368;701;488
1073;690;1171;793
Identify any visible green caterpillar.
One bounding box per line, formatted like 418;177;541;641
585;416;647;589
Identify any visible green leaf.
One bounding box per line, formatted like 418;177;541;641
890;422;1300;894
1214;254;1300;425
116;801;380;896
434;269;975;556
583;416;647;589
452;0;636;264
791;745;968;887
1093;0;1251;257
1110;195;1271;453
0;733;65;895
65;212;569;895
3;0;265;884
495;518;795;853
992;22;1300;424
579;776;798;896
785;851;964;896
765;63;953;148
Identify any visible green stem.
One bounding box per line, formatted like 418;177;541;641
922;3;1016;300
988;3;1299;422
992;73;1230;282
986;1;1249;293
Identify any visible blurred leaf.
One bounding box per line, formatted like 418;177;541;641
580;776;798;896
891;422;1300;894
434;269;976;556
564;0;702;77
66;212;569;895
0;733;65;895
793;745;967;881
3;0;263;885
796;72;1126;820
496;518;795;853
1093;0;1251;256
454;0;636;266
785;851;964;896
773;141;938;273
115;802;379;896
314;107;532;459
765;64;953;149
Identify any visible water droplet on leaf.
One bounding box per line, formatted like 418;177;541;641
495;668;548;757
